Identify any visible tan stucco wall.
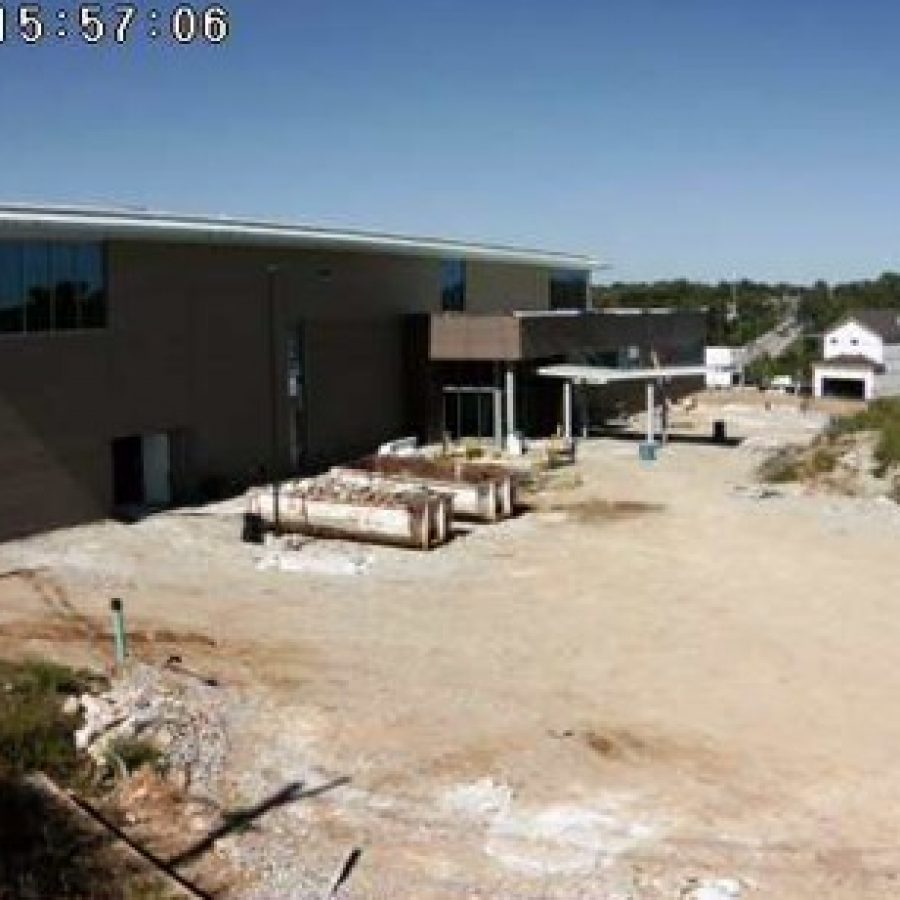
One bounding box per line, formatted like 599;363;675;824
464;261;550;314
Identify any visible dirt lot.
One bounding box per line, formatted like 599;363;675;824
2;392;900;899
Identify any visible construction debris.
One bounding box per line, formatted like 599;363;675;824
680;877;744;900
256;537;373;576
71;663;228;789
247;476;452;550
339;453;518;521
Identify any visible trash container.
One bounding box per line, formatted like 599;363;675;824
242;512;265;544
639;441;658;462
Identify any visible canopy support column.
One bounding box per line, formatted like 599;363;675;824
505;365;516;445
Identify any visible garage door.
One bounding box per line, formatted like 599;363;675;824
821;377;866;400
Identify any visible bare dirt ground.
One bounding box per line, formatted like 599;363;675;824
2;390;900;899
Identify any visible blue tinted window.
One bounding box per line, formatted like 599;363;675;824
51;243;79;330
0;241;107;334
550;269;588;311
0;243;23;333
441;260;466;312
23;244;52;331
73;243;106;328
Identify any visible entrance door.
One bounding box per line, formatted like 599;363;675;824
112;436;144;506
111;432;172;508
442;389;499;441
142;433;172;505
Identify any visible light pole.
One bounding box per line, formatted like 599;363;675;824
266;264;281;534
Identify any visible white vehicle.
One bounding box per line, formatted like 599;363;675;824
769;374;796;393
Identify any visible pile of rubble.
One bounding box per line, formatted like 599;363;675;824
299;476;432;508
71;662;228;790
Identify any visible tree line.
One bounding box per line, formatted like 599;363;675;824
593;272;900;345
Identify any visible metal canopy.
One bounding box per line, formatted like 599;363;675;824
537;364;708;385
0;204;602;269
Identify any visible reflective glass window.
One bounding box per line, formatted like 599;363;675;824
23;244;52;331
0;241;107;333
550;269;588;311
441;260;466;312
0;243;23;333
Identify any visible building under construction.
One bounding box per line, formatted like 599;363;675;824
0;205;704;540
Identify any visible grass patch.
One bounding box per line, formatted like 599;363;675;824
827;399;900;476
0;659;178;899
758;448;805;483
0;659;102;785
759;441;840;484
760;399;900;492
107;737;164;776
890;475;900;504
808;445;840;476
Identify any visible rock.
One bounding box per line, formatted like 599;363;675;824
75;695;117;750
61;695;80;716
168;767;191;792
682;877;743;900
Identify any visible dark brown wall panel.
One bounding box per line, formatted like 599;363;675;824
0;241;461;539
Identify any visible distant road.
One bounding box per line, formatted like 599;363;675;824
742;316;802;364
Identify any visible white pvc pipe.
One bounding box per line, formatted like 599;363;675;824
505;365;516;448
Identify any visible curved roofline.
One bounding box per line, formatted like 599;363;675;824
0;203;605;270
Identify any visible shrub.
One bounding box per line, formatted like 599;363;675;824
106;737;163;775
758;448;804;483
0;659;98;784
808;446;839;476
827;399;900;477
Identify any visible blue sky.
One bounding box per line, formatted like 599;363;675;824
1;0;898;282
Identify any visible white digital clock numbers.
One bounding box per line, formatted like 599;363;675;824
0;3;230;44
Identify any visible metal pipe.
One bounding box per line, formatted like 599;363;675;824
266;265;281;534
493;387;503;449
110;598;127;666
563;380;573;440
579;382;589;438
505;364;516;448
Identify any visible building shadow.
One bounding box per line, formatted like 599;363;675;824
0;776;162;900
592;429;744;448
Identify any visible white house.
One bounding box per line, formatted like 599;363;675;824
813;310;900;401
704;346;744;389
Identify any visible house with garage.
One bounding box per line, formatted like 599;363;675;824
813;309;900;401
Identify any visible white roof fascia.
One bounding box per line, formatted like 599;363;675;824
0;204;604;270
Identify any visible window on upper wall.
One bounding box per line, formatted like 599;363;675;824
0;242;107;334
440;259;466;312
549;269;589;310
0;244;24;333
